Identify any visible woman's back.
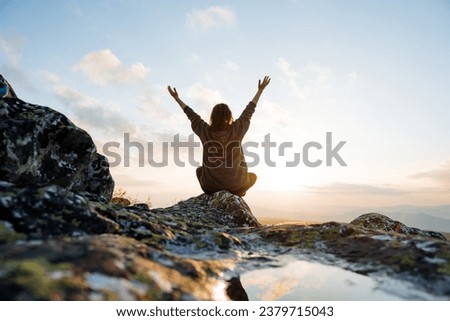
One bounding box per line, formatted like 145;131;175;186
183;102;256;195
167;76;270;196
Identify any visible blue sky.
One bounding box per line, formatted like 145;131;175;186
1;0;449;218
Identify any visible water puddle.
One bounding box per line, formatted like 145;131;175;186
239;259;440;300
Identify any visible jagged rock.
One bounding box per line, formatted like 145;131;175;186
0;78;114;200
157;191;260;228
0;185;256;300
1;179;449;299
251;221;450;297
350;213;446;240
0;75;17;99
0;183;257;243
0;181;120;239
0;234;228;300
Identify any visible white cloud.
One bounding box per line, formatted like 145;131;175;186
348;71;358;86
276;58;334;100
308;62;332;84
40;70;60;84
306;182;406;195
225;60;240;72
257;99;293;128
72;49;150;86
185;82;224;110
186;6;235;31
411;159;450;188
0;34;35;92
138;88;163;119
52;84;139;139
276;57;308;99
0;34;22;67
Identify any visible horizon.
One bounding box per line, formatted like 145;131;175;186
1;1;449;225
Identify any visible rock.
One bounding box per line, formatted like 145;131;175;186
158;191;260;228
350;213;446;240
0;234;228;300
0;185;253;300
0;78;114;200
0;182;120;239
0;74;17;99
251;220;450;297
2;179;449;299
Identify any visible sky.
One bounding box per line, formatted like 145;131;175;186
1;0;449;220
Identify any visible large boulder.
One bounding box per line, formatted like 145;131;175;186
0;182;120;240
350;213;446;240
0;75;114;200
0;186;258;300
158;191;261;228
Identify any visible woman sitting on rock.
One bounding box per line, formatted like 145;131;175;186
168;76;271;196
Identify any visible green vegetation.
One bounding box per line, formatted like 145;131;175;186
0;258;78;300
0;221;26;244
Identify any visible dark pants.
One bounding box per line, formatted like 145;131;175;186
196;167;257;197
235;172;257;196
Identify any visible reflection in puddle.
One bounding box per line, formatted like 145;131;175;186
240;260;402;300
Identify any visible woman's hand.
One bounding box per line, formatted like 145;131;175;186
251;75;270;105
258;76;271;91
167;85;187;109
167;86;179;99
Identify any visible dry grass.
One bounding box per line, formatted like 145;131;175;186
112;188;152;207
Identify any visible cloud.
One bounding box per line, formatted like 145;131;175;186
52;84;139;139
138;87;163;118
276;58;333;100
186;6;235;31
73;49;150;86
0;34;35;92
40;70;60;84
224;60;240;72
185;82;224;111
306;182;406;195
0;34;22;67
411;159;450;188
309;62;332;84
140;88;161;112
276;58;307;99
348;71;358;86
256;99;294;128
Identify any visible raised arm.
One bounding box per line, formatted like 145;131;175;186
251;76;271;105
167;86;187;109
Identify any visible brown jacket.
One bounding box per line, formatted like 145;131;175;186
183;102;256;195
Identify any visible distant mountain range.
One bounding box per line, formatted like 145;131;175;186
254;204;450;233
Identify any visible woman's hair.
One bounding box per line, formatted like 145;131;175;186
209;103;233;131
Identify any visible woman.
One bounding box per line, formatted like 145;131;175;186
168;76;270;196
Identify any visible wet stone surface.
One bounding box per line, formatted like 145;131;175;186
1;184;449;300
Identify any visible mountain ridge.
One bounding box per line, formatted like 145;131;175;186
253;205;450;233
